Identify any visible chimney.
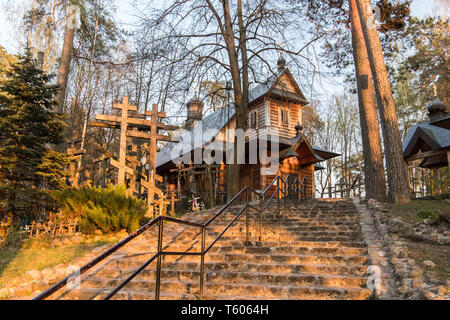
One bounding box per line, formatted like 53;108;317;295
186;95;204;129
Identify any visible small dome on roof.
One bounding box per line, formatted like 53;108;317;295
427;98;447;114
277;56;286;71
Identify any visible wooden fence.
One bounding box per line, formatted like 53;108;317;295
25;219;78;238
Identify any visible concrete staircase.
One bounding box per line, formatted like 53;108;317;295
50;199;372;300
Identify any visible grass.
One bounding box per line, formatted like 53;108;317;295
0;234;119;290
385;199;450;223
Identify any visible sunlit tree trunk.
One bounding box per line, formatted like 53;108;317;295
55;26;75;113
356;0;410;203
349;0;387;201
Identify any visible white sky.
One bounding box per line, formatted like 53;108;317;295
0;0;437;55
0;0;441;106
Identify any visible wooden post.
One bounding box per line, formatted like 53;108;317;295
447;151;450;169
66;141;86;189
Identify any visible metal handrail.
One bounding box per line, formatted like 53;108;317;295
35;174;303;301
33;215;162;300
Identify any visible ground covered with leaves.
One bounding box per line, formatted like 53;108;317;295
386;199;449;284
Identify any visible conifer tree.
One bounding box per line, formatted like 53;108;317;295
0;49;67;220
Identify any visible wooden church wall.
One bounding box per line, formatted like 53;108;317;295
268;99;302;139
246;98;303;141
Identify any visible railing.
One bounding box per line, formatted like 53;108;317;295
34;175;307;301
326;174;363;199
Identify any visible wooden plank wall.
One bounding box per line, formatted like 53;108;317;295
269;99;301;139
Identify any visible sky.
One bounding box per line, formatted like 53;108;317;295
0;0;439;55
0;0;443;108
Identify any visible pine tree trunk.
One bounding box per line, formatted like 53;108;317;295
55;26;75;113
355;0;410;203
349;0;387;201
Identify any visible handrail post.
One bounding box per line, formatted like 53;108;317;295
155;218;164;300
259;190;263;242
277;177;280;215
245;188;250;245
200;226;206;300
294;179;297;207
284;179;287;208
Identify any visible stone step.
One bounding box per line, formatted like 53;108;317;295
140;235;364;244
113;252;368;267
144;218;361;231
146;228;363;238
191;213;360;220
141;226;363;241
94;261;368;278
115;240;368;252
130;244;367;256
192;221;361;232
64;278;371;300
90;268;367;289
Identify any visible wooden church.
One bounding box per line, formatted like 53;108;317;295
156;58;339;201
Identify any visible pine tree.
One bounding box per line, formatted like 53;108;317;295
0;49;67;220
349;0;387;202
356;0;411;203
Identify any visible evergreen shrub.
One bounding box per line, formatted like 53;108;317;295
53;186;147;234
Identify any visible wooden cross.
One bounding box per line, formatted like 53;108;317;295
67;140;86;189
138;104;178;216
154;196;171;216
168;190;181;216
114;97;137;186
94;142;134;187
92;98;178;216
91;97;138;186
140;172;165;217
93;155;109;187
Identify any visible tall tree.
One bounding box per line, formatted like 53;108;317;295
301;0;410;201
0;49;66;219
356;0;410;203
55;16;76;113
349;0;387;201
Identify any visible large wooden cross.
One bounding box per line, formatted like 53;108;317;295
91;97;138;186
115;96;136;185
91;98;178;216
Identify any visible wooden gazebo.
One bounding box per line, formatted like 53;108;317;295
403;97;450;196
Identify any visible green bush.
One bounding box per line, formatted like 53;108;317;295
53;186;148;234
